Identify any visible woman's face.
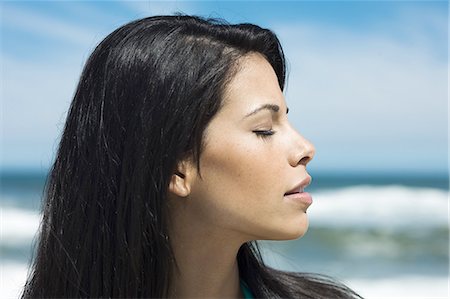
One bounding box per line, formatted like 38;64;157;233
181;53;315;241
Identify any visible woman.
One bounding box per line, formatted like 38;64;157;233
22;15;361;298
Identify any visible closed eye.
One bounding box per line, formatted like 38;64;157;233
253;129;275;138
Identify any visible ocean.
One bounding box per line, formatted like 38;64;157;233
1;171;448;298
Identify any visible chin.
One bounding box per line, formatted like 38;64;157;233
280;224;309;240
258;217;310;241
282;213;309;239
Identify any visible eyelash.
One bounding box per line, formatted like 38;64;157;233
253;129;275;138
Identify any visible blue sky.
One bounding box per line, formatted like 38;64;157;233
1;1;448;174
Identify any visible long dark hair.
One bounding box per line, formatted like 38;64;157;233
22;15;361;298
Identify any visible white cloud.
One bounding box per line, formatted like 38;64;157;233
0;1;199;169
1;4;98;48
122;0;198;17
0;3;123;169
1;53;82;169
271;14;447;172
1;3;447;172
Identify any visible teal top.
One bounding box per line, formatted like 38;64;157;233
240;280;254;299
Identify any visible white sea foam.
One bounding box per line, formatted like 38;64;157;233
309;185;449;230
0;262;28;299
345;276;449;299
1;207;41;245
0;185;448;298
0;185;448;248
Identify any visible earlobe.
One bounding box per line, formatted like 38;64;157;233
169;172;190;197
168;159;195;198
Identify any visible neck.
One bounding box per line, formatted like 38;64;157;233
169;243;243;298
168;201;247;298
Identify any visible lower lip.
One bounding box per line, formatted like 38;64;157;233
284;192;313;206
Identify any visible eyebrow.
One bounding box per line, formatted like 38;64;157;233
244;104;289;119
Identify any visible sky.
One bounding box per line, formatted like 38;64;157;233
1;0;448;174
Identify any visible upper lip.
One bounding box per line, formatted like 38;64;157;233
284;176;312;195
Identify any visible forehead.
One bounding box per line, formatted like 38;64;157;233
220;53;285;116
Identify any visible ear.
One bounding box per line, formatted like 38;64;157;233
168;158;196;198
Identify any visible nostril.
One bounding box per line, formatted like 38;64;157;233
298;156;311;166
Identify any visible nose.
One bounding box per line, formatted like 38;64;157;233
289;129;316;168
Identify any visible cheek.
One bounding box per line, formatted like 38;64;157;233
192;137;284;223
203;138;278;193
201;141;257;196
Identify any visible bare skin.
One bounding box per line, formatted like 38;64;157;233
167;53;315;298
167;214;244;298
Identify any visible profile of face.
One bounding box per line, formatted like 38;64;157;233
169;53;315;243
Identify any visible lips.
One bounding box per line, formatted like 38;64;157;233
284;176;312;196
284;176;313;207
